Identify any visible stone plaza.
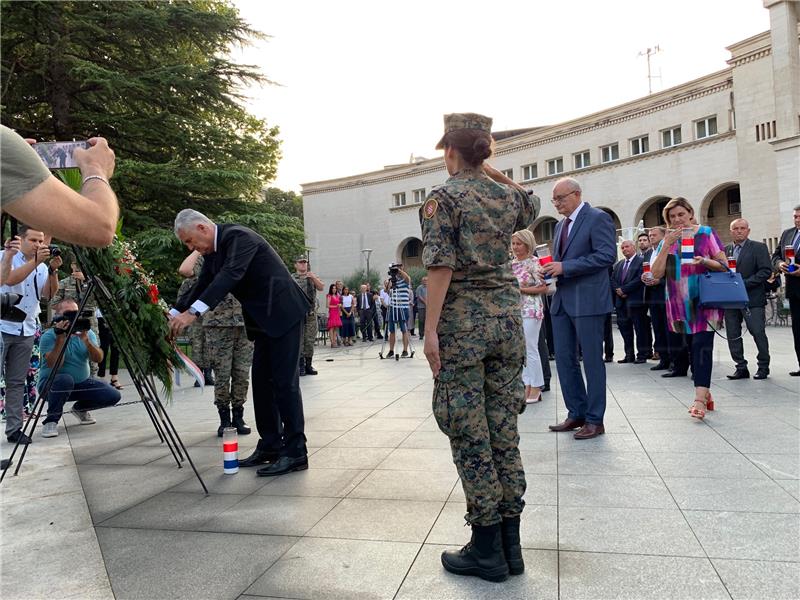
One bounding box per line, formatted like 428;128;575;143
1;327;798;600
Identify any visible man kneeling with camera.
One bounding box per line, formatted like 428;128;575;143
39;299;121;438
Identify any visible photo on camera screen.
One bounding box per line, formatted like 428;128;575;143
32;141;89;169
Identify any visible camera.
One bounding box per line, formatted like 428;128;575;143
52;309;93;333
1;293;25;322
388;262;402;284
48;244;61;257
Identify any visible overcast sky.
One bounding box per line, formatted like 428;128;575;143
231;0;771;192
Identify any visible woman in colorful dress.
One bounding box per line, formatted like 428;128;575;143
339;286;356;346
650;197;727;419
326;283;342;347
511;229;547;403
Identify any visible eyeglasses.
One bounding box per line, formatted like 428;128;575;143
551;190;578;204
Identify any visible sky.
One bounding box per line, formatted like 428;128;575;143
231;0;771;193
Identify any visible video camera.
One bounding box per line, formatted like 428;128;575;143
48;244;61;257
52;309;93;333
0;293;25;322
388;262;402;284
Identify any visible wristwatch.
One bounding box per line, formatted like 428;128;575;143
188;306;200;317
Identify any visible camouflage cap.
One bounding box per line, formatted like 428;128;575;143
435;112;493;149
295;254;308;262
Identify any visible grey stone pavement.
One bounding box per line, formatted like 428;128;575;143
1;327;799;600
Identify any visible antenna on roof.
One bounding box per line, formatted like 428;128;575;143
638;45;662;94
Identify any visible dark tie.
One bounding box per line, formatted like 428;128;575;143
362;293;368;308
621;259;630;282
733;244;741;260
793;229;800;253
559;217;571;256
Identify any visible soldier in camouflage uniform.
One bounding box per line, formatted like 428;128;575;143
51;262;99;377
176;270;211;387
421;113;537;582
291;255;323;376
181;254;254;436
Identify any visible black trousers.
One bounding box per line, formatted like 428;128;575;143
791;296;800;368
603;313;614;358
617;304;649;359
97;317;120;377
537;321;551;384
251;321;307;458
670;330;714;387
359;308;374;340
649;303;670;361
669;331;692;375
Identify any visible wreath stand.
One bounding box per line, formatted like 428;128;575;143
1;246;208;493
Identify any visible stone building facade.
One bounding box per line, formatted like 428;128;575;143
301;1;799;292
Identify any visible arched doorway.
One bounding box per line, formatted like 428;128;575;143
636;195;671;228
701;183;740;244
398;237;423;268
532;217;558;251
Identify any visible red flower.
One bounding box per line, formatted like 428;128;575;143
148;284;160;304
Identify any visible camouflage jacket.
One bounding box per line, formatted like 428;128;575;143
51;274;97;312
177;255;245;327
420;169;535;334
292;272;318;314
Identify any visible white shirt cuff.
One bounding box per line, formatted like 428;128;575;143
191;300;210;315
168;308;180;318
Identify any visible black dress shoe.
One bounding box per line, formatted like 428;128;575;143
6;429;31;445
726;369;750;380
790;370;800;377
604;356;613;363
634;358;647;364
257;454;308;476
661;370;688;378
541;383;550;392
753;369;769;380
650;362;670;371
239;444;280;467
618;357;634;364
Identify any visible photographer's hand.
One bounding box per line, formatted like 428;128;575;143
74;137;115;180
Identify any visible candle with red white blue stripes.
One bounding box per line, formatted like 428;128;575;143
786;245;797;273
222;427;239;474
681;228;694;273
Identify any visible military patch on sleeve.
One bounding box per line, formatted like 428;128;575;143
422;197;439;220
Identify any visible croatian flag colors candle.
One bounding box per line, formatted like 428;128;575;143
222;427;239;474
786;245;797;273
681;229;694;273
727;257;737;272
536;244;557;293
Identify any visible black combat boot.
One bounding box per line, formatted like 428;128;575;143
231;406;251;435
204;368;215;386
305;357;318;375
216;407;231;437
441;523;509;582
299;356;306;376
500;516;524;575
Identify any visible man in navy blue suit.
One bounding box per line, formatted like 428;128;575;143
541;178;616;440
611;240;649;364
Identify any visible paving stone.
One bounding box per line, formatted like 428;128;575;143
201;495;340;536
648;451;770;479
98;491;247;529
558;474;676;509
168;466;273;495
376;447;457;472
558;448;658;476
663;476;800;513
349;469;458;501
327;429;410;448
711;559;800;600
305;446;394;469
246;537;420;600
255;467;370;498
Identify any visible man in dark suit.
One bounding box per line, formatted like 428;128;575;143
642;227;671;371
170;209;312;476
724;219;773;379
611;240;648;363
356;284;375;341
542;177;616;440
772;205;800;376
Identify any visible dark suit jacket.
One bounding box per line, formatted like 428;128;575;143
725;239;772;307
356;291;374;312
176;224;311;338
642;248;666;305
772;227;800;300
551;202;617;317
611;255;645;309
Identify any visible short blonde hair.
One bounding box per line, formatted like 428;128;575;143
512;229;537;255
662;197;695;226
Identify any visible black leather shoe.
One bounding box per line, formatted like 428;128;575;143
790;370;800;377
753;369;769;380
239;443;280;467
634;358;647;364
541;383;550;392
650;362;670;371
604;356;613;363
661;370;688;378
618;357;634;364
257;454;308;476
6;429;31;445
726;369;750;380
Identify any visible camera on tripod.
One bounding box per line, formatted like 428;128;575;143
52;309;93;333
388;262;402;284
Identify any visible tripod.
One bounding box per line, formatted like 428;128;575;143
378;298;416;360
1;247;208;492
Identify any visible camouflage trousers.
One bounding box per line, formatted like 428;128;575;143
433;315;527;526
204;326;253;410
189;323;207;369
88;316;99;378
300;312;317;359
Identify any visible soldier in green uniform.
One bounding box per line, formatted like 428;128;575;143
421;113;537;582
179;252;253;436
291;255;323;376
176;264;212;387
51;261;100;377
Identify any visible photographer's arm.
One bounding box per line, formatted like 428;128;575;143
398;269;411;284
44;324;70;369
41;256;63;300
4;247;46;286
80;331;103;363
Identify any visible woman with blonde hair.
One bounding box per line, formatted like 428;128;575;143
511;228;547;403
650;197;727;419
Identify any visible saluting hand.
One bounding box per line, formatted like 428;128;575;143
424;332;441;378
